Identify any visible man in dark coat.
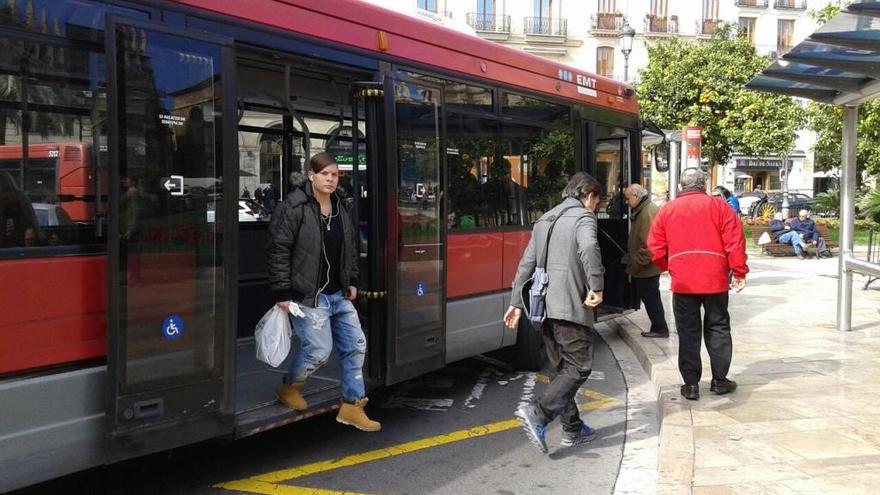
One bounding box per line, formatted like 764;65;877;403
624;184;668;338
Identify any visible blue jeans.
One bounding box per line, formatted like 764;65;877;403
287;291;367;402
777;231;805;255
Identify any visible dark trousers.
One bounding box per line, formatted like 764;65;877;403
536;319;593;433
633;275;669;333
672;293;732;385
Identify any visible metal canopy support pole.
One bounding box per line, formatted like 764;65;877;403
669;140;679;200
837;105;858;332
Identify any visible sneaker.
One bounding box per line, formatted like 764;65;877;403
710;378;737;395
560;425;597;448
796;253;805;260
515;404;548;454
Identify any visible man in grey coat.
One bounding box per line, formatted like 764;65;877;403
504;172;605;453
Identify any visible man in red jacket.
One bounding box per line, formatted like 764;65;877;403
647;168;749;401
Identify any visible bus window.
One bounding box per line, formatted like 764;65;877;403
596;125;629;220
504;123;575;224
502;93;571;126
0;36;106;253
446;113;515;229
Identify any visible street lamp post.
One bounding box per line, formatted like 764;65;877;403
620;24;635;82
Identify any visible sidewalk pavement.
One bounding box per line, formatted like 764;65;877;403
614;255;880;494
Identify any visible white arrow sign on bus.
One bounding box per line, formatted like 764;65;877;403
163;175;184;196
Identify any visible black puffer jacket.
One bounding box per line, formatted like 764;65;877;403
266;174;358;307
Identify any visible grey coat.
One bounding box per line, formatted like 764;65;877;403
510;197;605;327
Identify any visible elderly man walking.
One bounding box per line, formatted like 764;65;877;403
504;172;605;453
624;184;669;338
647;168;749;400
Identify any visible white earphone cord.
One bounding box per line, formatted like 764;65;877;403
315;195;340;305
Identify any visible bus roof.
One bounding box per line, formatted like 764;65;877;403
171;0;638;116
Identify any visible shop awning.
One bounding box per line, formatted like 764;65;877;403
746;2;880;106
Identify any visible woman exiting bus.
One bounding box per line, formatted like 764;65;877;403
266;152;380;432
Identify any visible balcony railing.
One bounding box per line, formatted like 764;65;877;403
736;0;769;8
590;13;627;32
466;12;511;33
698;18;722;35
644;15;679;35
774;0;806;9
524;16;568;36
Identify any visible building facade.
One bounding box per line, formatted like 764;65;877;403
374;0;837;202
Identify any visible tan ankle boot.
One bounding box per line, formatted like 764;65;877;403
276;380;308;411
336;398;381;431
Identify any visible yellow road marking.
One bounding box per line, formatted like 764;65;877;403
215;387;618;495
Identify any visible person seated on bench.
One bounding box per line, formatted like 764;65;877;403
791;209;831;259
769;212;808;259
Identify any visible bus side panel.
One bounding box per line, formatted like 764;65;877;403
445;293;505;364
0;367;106;493
501;231;531;347
446;232;503;298
0;256;107;374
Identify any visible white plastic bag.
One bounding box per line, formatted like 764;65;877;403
255;304;295;368
757;231;772;245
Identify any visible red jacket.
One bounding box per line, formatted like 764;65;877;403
647;191;749;294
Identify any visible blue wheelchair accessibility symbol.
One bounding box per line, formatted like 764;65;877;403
162;315;184;340
416;282;426;297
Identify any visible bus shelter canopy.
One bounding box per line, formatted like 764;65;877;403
746;2;880;106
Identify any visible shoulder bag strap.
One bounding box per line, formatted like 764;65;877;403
538;205;581;269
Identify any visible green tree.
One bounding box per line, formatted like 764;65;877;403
636;25;804;166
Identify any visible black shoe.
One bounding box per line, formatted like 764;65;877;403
640;331;669;338
680;384;699;400
710;378;737;395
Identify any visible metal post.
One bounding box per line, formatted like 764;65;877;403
837;105;858;332
781;158;790;219
624;54;630;82
669;140;679;200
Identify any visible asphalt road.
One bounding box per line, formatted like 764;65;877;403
15;336;628;495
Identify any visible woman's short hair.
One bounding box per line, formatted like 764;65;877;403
561;172;602;200
308;152;337;174
713;185;732;199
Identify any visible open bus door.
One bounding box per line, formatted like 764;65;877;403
105;16;237;461
382;77;447;385
589;122;638;317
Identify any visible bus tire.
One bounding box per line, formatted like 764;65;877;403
511;318;545;371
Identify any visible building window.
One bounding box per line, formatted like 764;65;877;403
777;19;795;55
418;0;437;12
598;0;616;14
650;0;667;17
738;17;756;44
597;47;614;78
477;0;494;16
534;0;551;18
703;0;719;19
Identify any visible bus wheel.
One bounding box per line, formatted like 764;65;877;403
510;317;545;371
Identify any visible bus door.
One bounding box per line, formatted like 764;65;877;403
590;123;637;315
105;16;237;461
384;78;446;385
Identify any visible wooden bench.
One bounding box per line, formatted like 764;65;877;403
751;225;838;257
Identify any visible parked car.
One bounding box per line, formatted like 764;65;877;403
206;200;268;223
748;192;814;219
735;191;767;216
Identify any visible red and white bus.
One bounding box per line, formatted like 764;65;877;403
0;0;641;490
